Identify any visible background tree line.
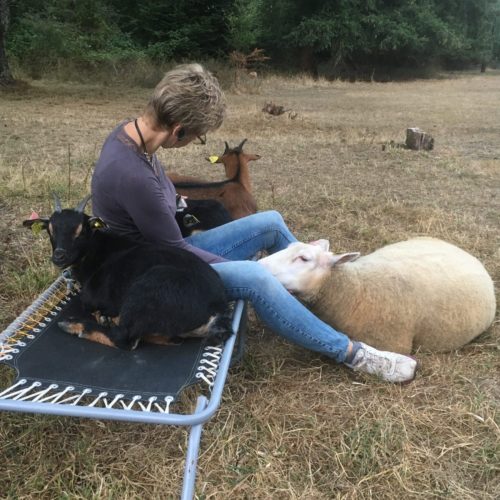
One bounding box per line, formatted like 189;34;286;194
1;0;500;84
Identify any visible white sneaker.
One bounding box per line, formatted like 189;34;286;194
345;342;417;383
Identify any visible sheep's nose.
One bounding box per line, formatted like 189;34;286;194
53;248;66;260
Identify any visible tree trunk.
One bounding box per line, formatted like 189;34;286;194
406;128;434;151
0;0;15;86
299;46;318;80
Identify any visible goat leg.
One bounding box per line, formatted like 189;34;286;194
58;319;118;348
203;313;233;346
143;334;181;346
93;311;120;327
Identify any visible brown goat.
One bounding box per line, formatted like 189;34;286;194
168;139;260;220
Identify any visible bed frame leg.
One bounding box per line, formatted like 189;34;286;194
181;395;208;500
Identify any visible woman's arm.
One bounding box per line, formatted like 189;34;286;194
120;168;227;264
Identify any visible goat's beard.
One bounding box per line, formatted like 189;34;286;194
52;256;75;269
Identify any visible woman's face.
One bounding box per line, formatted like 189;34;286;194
166;134;197;149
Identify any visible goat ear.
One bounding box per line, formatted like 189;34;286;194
183;214;200;228
330;252;361;267
207;155;221;164
245;153;261;162
88;217;108;230
23;218;49;235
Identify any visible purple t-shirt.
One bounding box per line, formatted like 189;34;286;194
91;122;226;264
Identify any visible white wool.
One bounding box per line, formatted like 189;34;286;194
259;237;496;354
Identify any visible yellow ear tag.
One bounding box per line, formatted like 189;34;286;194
31;221;44;236
208;155;219;164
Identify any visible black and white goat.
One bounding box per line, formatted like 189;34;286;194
23;194;232;349
175;198;233;237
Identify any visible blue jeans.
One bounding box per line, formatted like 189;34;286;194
186;211;350;362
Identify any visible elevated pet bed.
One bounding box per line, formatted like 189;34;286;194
0;274;247;499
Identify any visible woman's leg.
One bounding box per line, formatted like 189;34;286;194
212;260;418;382
186;210;297;260
212;260;350;362
191;212;417;381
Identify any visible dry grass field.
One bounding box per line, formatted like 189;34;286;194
0;71;499;499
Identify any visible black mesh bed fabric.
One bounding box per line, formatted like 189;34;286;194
1;282;234;401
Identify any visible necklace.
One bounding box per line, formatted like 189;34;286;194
134;118;154;164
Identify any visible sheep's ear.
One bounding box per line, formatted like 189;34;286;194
310;239;330;252
88;217;108;230
330;252;361;267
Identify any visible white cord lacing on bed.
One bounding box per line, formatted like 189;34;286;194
1;273;230;413
0;378;177;413
195;346;223;388
0;276;74;361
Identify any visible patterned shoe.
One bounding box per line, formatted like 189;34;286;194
345;342;417;383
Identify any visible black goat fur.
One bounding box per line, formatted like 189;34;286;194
24;204;231;350
175;198;233;237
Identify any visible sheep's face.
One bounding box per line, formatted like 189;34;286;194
259;241;360;300
259;241;335;298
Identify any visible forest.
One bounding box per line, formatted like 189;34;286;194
1;1;500;499
1;0;500;84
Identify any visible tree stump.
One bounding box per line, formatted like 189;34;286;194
262;102;287;116
406;128;434;151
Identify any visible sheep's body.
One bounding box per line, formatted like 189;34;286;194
261;238;496;354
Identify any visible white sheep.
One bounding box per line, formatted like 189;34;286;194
259;237;496;354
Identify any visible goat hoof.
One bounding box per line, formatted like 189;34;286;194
58;320;84;335
205;318;232;346
94;313;117;327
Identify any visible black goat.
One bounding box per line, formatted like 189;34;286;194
175;198;233;237
23;194;232;350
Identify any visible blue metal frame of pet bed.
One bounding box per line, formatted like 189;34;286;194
0;275;247;499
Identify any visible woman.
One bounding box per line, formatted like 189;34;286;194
91;63;417;383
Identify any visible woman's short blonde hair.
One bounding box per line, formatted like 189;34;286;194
146;63;226;136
